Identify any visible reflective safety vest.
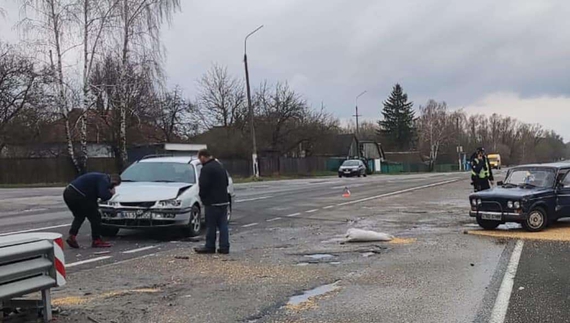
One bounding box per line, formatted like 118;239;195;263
472;159;491;179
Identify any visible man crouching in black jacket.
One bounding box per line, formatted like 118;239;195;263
194;149;230;254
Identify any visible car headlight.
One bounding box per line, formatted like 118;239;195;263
157;199;182;207
507;201;514;209
513;201;520;209
477;199;482;205
471;199;477;206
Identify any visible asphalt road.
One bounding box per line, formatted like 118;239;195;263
0;173;461;272
2;172;569;322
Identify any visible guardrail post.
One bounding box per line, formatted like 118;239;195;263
41;289;52;322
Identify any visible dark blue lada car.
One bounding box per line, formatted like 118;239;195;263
469;162;570;232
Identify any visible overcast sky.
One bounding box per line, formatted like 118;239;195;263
2;0;570;139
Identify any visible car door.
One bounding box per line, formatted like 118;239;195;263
556;169;570;218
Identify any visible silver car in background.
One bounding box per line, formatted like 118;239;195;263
99;156;235;237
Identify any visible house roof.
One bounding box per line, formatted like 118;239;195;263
310;134;357;157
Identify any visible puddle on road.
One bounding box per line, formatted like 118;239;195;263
287;281;342;307
304;254;334;260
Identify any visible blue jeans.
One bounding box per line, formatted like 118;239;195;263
205;205;229;251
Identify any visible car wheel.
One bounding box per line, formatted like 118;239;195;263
184;204;202;237
338;174;342;178
100;226;120;237
522;207;548;232
476;217;500;230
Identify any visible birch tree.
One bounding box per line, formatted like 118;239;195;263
19;0;84;172
110;0;181;167
417;100;452;170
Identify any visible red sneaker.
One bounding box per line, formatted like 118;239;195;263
91;239;112;248
66;235;80;249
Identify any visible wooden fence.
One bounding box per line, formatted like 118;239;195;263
0;156;335;184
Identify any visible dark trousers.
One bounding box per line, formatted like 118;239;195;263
205;205;229;251
63;187;101;240
474;178;491;192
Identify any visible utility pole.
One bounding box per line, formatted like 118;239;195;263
244;25;263;178
355;90;367;136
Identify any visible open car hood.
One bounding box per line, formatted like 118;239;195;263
110;182;193;203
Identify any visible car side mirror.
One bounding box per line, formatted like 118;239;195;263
497;181;504;186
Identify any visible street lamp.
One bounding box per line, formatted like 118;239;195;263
355;90;367;136
244;25;263;178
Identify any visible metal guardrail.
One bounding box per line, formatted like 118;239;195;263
0;233;66;322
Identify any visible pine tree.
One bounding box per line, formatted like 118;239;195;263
378;84;416;150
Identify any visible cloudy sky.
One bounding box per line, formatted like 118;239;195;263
2;0;570;139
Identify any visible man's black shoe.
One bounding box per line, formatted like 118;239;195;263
218;249;230;254
194;247;215;254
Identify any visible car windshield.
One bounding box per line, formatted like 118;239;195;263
121;162;196;184
342;160;360;167
504;168;555;188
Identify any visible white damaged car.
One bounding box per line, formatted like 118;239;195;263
99;156;235;237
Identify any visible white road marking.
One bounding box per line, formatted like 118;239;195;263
66;256;112;268
267;217;282;222
336;179;460;207
286;213;301;217
122;246;157;254
323;205;335;209
489;240;524;323
0;224;71;237
306;209;318;213
242;223;259;228
235;196;273;203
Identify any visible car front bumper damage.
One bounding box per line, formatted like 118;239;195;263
100;207;192;228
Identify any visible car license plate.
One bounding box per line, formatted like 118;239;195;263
118;211;138;219
344;170;351;173
481;213;501;221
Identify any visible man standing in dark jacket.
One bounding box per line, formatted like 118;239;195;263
64;172;121;248
194;149;230;254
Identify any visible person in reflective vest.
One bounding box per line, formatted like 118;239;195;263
472;150;494;192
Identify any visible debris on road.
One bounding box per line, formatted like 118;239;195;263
286;281;342;311
344;228;394;242
174;256;190;260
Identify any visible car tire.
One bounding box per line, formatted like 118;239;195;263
100;226;120;237
183;204;202;237
476;217;500;230
338;174;342;178
522;207;548;232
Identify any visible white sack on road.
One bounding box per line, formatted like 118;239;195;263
345;228;394;242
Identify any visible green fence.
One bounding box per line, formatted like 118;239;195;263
381;162;460;174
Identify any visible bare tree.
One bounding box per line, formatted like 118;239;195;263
19;0;85;172
417;100;453;170
110;0;181;165
150;86;200;142
197;64;246;129
0;43;41;151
